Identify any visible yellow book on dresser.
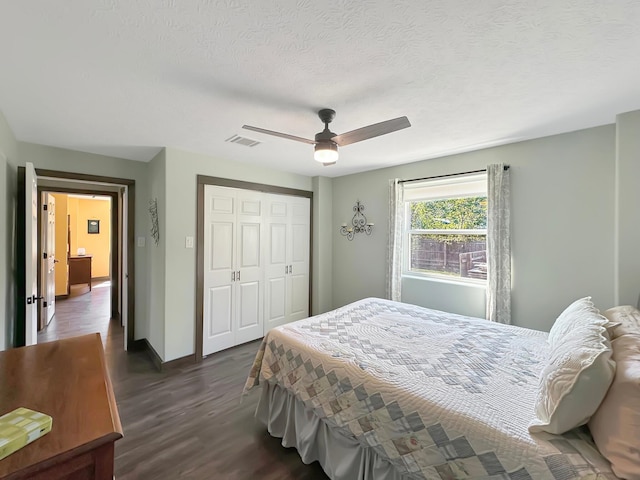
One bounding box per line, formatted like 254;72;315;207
0;407;53;461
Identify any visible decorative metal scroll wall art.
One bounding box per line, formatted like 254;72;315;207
149;198;159;246
340;200;374;240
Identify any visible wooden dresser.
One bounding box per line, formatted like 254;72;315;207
0;334;123;479
68;255;93;291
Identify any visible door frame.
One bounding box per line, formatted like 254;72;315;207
195;175;313;361
36;188;120;329
17;167;136;347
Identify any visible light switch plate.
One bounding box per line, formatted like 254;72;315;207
185;236;194;248
137;236;146;247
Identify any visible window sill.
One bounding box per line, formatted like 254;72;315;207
402;273;487;289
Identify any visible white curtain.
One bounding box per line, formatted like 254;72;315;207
386;179;404;302
486;164;511;324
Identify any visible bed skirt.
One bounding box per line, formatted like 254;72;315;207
256;381;407;480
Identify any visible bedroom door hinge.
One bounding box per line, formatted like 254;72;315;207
43;204;48;211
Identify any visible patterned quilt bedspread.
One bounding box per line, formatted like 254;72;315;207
244;298;617;480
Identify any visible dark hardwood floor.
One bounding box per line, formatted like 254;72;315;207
38;280;113;345
37;281;328;479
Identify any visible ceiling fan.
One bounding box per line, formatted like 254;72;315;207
242;109;411;166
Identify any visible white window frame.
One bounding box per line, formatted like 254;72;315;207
402;173;487;285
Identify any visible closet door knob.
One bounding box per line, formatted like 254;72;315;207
231;271;236;281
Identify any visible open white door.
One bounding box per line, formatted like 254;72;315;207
42;193;56;325
121;186;128;351
25;162;39;345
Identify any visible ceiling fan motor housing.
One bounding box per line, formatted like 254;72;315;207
315;130;337;142
316;108;337;141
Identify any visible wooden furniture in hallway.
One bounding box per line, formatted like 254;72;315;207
0;334;123;480
69;255;93;291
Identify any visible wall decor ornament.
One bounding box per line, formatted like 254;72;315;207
340;200;374;240
149;198;159;246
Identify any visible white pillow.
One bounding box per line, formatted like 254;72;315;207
530;317;615;434
547;297;610;348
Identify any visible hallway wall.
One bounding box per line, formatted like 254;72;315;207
68;196;111;278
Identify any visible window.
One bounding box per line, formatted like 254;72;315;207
403;173;487;282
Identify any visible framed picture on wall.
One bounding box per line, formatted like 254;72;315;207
88;219;100;234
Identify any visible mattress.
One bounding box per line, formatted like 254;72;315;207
244;298;617;479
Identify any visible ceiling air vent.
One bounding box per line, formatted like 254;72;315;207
225;134;261;147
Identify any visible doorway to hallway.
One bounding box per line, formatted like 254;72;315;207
16;163;136;350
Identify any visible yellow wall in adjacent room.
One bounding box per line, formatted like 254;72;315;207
68;196;111;278
67;196;79;256
51;193;69;296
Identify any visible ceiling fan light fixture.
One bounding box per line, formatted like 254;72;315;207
314;142;338;164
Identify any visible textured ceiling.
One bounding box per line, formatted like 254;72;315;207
0;1;639;177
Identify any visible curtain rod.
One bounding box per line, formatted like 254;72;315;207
398;165;510;184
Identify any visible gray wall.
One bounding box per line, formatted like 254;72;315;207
16;142;151;341
615;110;640;307
312;176;333;315
0;110;18;350
162;147;315;361
332;125;617;332
146;149;167;358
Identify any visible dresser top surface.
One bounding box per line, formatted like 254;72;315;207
0;334;122;477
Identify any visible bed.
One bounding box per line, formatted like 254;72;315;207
243;298;626;480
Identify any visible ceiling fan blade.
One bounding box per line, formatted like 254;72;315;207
242;125;316;145
332;116;411;147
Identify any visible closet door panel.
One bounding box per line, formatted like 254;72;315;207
291;224;308;263
288;273;308;321
239;223;260;268
290;200;310;272
288;197;310;322
236;280;262;343
264;193;311;331
265;277;286;331
211;223;234;270
269;224;287;265
236;190;264;343
204;284;234;353
203;186;237;356
207;286;232;336
289;275;309;322
240;197;261;216
269;199;288;218
264;196;288;330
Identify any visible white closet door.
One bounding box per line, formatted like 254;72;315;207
234;190;264;344
264;194;310;332
287;197;310;323
203;186;236;355
264;196;289;331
